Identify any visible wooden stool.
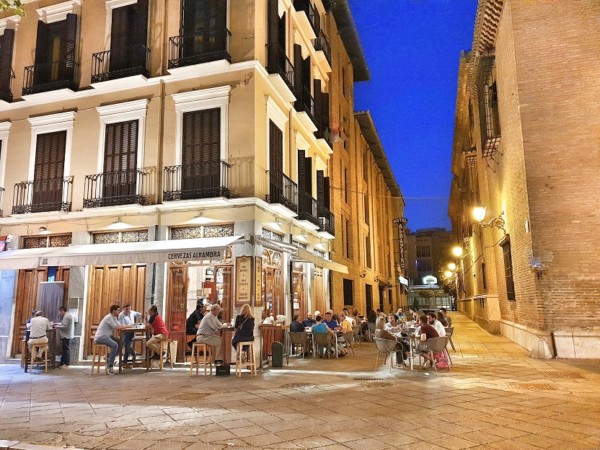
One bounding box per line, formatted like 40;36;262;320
30;343;49;373
235;341;256;377
190;342;214;376
159;339;178;370
91;344;109;375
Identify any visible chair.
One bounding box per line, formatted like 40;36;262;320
352;325;361;345
159;339;177;370
313;332;334;358
339;331;355;356
418;337;449;372
288;332;309;358
373;337;398;372
235;341;257;377
30;343;49;373
190;342;214;376
445;327;456;352
91;343;108;375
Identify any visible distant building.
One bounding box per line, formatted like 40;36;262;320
406;228;452;286
449;0;600;358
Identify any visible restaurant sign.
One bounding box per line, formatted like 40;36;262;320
167;249;223;260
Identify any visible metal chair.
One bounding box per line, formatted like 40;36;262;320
339;331;355;356
288;332;309;358
445;327;456;352
419;337;449;372
313;332;334;358
373;337;398;372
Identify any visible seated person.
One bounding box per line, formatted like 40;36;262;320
323;312;338;331
290;315;305;332
337;312;352;356
418;314;440;367
196;304;225;364
186;301;205;349
302;313;316;328
375;315;409;365
311;315;335;356
231;304;255;353
385;315;401;333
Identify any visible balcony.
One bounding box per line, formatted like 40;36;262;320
296;85;316;126
318;207;335;236
0;68;14;102
163;161;230;201
294;0;318;35
266;171;298;213
314;30;331;66
298;191;319;226
168;28;231;69
83;167;156;208
91;45;150;83
12;177;73;214
23;60;79;95
267;43;295;93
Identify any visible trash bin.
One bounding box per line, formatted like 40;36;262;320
271;341;284;367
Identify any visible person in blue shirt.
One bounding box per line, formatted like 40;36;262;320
323;312;338;331
302;312;316;328
311;315;335;356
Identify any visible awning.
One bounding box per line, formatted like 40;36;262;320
295;247;349;274
39;236;245;267
0;247;57;270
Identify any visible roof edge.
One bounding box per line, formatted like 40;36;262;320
331;0;370;82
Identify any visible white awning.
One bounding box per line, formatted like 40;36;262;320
39;236;245;267
296;247;349;274
0;247;57;270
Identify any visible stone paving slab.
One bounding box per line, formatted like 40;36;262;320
1;313;600;449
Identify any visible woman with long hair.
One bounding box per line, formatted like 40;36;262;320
231;304;255;351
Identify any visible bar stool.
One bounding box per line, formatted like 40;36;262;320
235;341;256;377
190;342;214;376
159;339;177;370
30;343;49;373
91;343;109;375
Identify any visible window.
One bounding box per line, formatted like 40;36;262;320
363;195;369;225
344;167;349;204
481;262;487;291
343;278;353;306
417;259;432;272
365;234;372;268
365;283;373;313
501;238;516;301
0;27;15;101
33;131;66;212
103;120;138;201
416;245;431;258
343;218;353;259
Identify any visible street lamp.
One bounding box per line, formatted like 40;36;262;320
452;246;463;258
473;206;506;233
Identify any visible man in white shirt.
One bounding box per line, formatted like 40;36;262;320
28;310;51;359
427;312;446;337
56;307;74;368
118;304;142;365
196;304;224;364
95;305;126;374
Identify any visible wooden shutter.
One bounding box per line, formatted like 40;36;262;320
302;55;311;105
294;44;302;100
0;29;15;96
110;6;130;71
269;121;283;203
314;7;320;33
297;150;306;194
316;170;324;207
33;131;66;211
34;21;50;86
133;0;149;67
323;176;330;208
322;91;330;136
304;156;312;195
314;79;322;133
103;120;138;200
214;0;227;52
63;13;78;82
267;0;279;70
181;108;221;197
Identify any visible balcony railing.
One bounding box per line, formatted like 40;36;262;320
12;177;73;214
294;0;318;35
91;45;150;83
298;191;319;226
267;43;295;92
314;30;331;65
296;86;316;125
83;167;156;208
0;186;4;217
164;161;230;201
168;28;231;69
318;207;335;236
23;60;79;95
266;171;298;213
0;68;15;102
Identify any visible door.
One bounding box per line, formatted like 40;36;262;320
103;120;138;204
110;0;148;72
12;267;69;356
33;131;66;212
167;265;188;361
85;264;146;356
181;0;227;59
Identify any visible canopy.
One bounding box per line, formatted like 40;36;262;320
0;247;57;270
296;247;349;274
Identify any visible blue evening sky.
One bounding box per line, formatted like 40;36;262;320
349;0;478;232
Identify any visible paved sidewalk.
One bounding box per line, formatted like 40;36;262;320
1;313;599;450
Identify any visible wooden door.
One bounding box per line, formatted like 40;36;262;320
167;265;188;361
12;267;69;356
85;264;146;356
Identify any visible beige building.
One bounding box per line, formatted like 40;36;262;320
0;0;405;362
405;227;453;286
449;0;600;358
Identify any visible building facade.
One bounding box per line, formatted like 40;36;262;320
449;0;600;358
405;228;453;286
0;0;405;362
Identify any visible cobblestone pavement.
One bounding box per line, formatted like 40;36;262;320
1;313;600;450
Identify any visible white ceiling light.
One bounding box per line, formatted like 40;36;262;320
107;217;131;230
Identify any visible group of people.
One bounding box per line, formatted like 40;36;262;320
25;307;74;368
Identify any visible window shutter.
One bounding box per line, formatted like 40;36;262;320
33;132;66;210
294;44;303;105
267;0;279;70
63;13;78;82
0;29;15;96
302;55;311;106
34;21;50;86
110;6;128;70
304;156;312;195
313;79;322;133
314;7;320;33
322;91;329;136
269;121;283;203
297;150;306;194
323;176;330;209
316;170;324;207
278;13;286;49
133;0;149;68
103;120;138;199
214;0;227;52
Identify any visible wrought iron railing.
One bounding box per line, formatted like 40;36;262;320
23;60;79;95
314;29;331;65
0;68;15;103
168;28;231;69
266;43;295;92
294;0;318;34
83;167;156;208
318;206;335;235
91;45;150;83
12;177;73;214
298;191;319;226
296;85;316;125
163;161;230;201
266;171;298;213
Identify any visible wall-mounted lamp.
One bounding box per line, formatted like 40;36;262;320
473;206;506;233
374;276;380;282
107;217;131;230
529;257;547;280
452;246;464;258
38;226;51;235
360;270;367;278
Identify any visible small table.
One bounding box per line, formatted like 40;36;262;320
118;326;149;373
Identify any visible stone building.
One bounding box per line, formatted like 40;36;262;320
405;228;453;286
448;0;600;358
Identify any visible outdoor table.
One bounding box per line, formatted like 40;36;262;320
117;325;149;373
394;331;419;370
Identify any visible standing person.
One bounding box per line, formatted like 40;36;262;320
196;304;225;364
94;305;126;374
186;301;206;349
118;304;142;366
145;305;169;360
28;311;51;360
56;307;74;368
231;304;255;352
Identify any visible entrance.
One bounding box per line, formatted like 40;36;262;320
261;250;283;319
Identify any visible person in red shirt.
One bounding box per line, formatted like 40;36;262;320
146;305;169;359
417;314;439;368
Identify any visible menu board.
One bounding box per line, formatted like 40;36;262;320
254;256;262;306
235;256;252;306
